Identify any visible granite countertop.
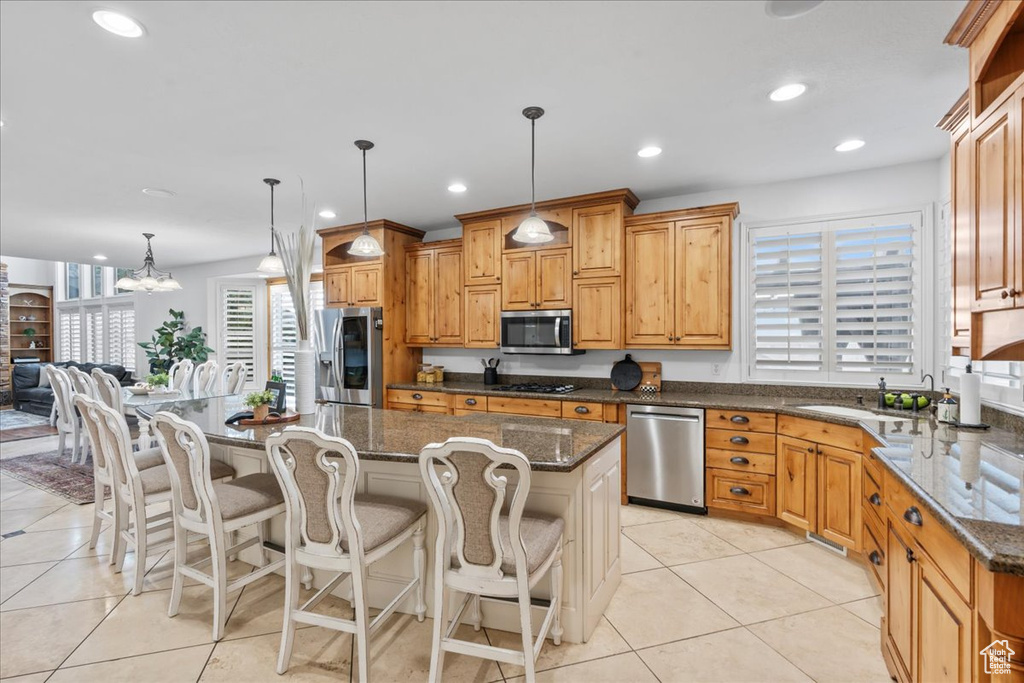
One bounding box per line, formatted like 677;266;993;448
390;379;1024;575
136;396;623;473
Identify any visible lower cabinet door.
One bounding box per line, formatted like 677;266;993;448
885;519;915;681
915;554;973;683
776;436;817;531
816;444;861;551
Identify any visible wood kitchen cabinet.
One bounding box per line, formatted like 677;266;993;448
885;516;915;681
325;264;382;307
464;284;501;348
573;277;621;349
501;248;571;310
463;219;503;285
572;203;622;278
776;435;818;532
405;240;463;346
625;204;736;349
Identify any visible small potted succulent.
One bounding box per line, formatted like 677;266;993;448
243;390;276;422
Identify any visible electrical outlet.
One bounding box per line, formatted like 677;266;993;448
711;363;722;377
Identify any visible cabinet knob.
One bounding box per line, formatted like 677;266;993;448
906;547;916;563
465;398;477;406
573;270;579;275
730;415;749;424
729;456;749;465
412;393;423;400
903;506;923;527
729;486;750;496
667;335;673;340
675;336;681;341
730;436;749;445
496;276;500;281
869;551;883;566
1002;290;1011;299
869;492;881;506
1010;288;1021;297
807;446;814;453
574;405;590;414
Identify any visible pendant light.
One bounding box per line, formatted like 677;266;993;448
512;106;554;244
114;233;182;293
257;178;284;273
348;140;385;257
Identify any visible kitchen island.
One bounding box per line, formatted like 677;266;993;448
138;396;625;643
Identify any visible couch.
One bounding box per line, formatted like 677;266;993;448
12;362;135;417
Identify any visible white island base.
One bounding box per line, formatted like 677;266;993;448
208;438;622;644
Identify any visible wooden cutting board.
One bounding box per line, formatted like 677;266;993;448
638;362;662;392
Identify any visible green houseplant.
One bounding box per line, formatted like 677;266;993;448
146;372;169;389
243;390;275;422
139;309;213;373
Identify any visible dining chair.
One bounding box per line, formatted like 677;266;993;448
192;360;218;394
152;411;286;641
418;437;564;683
46;365;83;464
167;359;194;391
265;427;427;680
222;362;246;394
91;368;125;415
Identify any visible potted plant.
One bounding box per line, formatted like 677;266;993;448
243;390;275;422
146;372;170;392
139;309;214;373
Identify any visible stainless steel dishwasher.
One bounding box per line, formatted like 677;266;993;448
626;404;705;513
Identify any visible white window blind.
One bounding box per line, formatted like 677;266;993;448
107;306;136;372
219;285;257;388
269;282;325;399
84;309;104;362
59;310;82;362
749;210;921;384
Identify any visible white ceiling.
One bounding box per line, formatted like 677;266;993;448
0;0;966;269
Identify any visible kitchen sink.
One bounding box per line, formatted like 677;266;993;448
797;405;909;422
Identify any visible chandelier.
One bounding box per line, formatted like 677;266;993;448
114;233;182;293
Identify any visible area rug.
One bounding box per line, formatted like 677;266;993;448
0;450;99;505
0;410;57;443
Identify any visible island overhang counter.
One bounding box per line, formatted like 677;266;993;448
138;396;625;643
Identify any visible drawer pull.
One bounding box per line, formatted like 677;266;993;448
729;486;750;496
869;551;883;566
903;506;923;527
729;456;750;465
729;436;749;445
869;493;881;506
412;393;423;400
574;406;590;414
730;415;750;424
465;398;477;406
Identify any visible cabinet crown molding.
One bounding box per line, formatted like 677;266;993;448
936;91;970;131
454;188;640;224
317;219;425;239
624;202;740;225
944;0;1003;47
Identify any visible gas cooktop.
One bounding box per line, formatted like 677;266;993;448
493;383;579;394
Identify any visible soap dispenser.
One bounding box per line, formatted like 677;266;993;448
937;388;959;424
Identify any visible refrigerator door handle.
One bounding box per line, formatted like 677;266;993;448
332;316;344;393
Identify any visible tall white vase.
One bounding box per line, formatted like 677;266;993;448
294;339;316;415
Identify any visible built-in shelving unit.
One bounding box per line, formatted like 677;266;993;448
8;285;54;367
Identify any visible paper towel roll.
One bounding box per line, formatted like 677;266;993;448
960;365;982;425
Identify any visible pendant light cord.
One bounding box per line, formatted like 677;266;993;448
530;117;537;215
362;147;369;232
269;182;276;252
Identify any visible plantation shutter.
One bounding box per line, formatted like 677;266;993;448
220;285;257;387
84;308;104;362
107;306;136;372
59;311;82;362
832;216;916;375
750;228;824;373
269;282;324;399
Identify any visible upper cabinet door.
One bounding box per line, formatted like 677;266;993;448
434;247;464;344
350;263;382;307
537;249;572;309
1015;83;1023;308
502;252;536;310
464;284;501;348
675;217;731;347
951;117;973;354
463;219;502;285
971;98;1017;311
573;277;620;349
625;222;674;345
326;268;351;308
572;203;622;278
405;251;434;345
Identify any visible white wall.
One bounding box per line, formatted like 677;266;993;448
425;159;947;384
0;255;56;287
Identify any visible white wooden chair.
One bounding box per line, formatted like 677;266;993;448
167;359;194;391
74;394;165;563
151;411;286;641
222;362;246;394
418;437;564;683
46;365;83;464
91;368;125;415
265;427;427;680
191;360;218;394
66;367;99;462
92;400;236;595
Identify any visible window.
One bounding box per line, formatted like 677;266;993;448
64;263;81;300
59;310;82;362
107;306;136;372
268;281;325;399
748;210;921;384
55;263;136;370
84;308;104;361
89;266;104;298
219;285;257;389
114;267;134;295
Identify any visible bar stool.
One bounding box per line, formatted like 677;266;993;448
92;400;235;595
265;427;427;681
74;394;165;562
151;411;286;641
418;437;564;683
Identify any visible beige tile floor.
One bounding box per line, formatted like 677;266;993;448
0;435;891;682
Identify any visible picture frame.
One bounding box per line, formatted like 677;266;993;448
264;381;287;413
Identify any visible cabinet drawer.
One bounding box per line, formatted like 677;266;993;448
863;435;884;484
706;448;775;475
862;515;886;592
885;469;972;602
388;402;449;414
862;467;884;527
706;428;776;455
706;410;777;434
486;396;562;418
454;394;487;411
561;401;604;421
706;469;775;515
387;389;450;409
778;415;863;452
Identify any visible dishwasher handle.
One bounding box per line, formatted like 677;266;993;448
629;413;702;423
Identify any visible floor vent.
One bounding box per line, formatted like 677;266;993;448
807;531;848;556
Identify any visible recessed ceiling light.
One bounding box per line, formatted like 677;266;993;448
447;183;467;193
765;0;824;19
94;254;108;261
637;146;662;158
835;139;865;152
769;83;807;102
318;209;337;219
92;9;145;38
142;187;176;198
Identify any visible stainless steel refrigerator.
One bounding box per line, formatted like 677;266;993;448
315;307;384;408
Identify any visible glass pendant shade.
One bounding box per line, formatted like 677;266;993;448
512;214;554;243
349;232;385;257
257;252;284;273
138;276;159;290
115;276;139;290
159;277;182;291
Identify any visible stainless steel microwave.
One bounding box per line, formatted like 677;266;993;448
500;309;584;355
